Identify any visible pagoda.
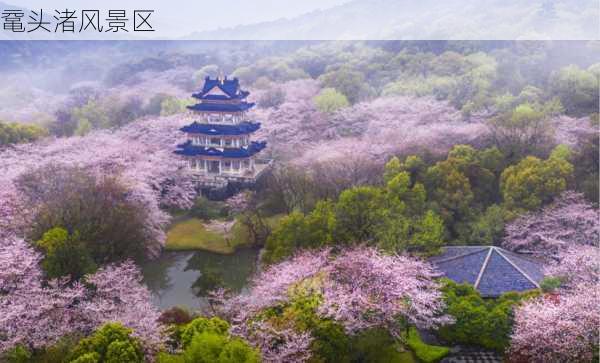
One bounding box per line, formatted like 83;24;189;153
175;76;269;187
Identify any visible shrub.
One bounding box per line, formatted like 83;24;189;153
539;276;562;293
406;327;449;363
68;323;144;363
158;306;194;326
158;317;260;363
36;227;97;281
180;317;230;348
182;332;260;363
349;328;415;363
2;345;31;363
438;279;537;352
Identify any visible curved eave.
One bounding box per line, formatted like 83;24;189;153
180;121;261;136
191;93;248;101
187;102;255;113
174;141;267;158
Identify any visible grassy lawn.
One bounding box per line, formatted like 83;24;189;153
165;218;234;253
165;214;285;254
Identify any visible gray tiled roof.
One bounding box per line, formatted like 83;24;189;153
430;246;543;297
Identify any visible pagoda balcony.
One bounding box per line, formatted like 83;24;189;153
188;158;273;187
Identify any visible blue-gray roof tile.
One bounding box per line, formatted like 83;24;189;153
430;246;543;297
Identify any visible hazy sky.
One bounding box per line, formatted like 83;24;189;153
11;0;352;36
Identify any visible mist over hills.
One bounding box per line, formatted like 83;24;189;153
1;0;596;40
184;0;598;40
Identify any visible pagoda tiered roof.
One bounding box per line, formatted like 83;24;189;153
180;121;261;136
175;140;267;158
187;102;255;113
192;77;249;100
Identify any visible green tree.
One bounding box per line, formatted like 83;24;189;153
305;200;337;246
263;200;336;264
572;134;599;204
36;227;96;281
160;97;194;116
0;121;48;146
489;102;553;160
319;67;370;104
410;210;445;254
500;147;573;211
313;88;350;113
68;323;144;363
75;119;92;136
425;159;474;240
446;145;500;207
468;204;509;245
180;317;230;348
377;177;444;254
383;156;403;183
158;317;260;363
263;212;309;264
71;100;110;130
549;64;599;115
335;186;384;243
181;333;260;363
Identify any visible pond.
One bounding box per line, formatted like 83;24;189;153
141;248;260;310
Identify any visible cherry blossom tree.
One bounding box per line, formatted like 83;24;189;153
509;283;599;362
0;235;163;356
544;245;600;288
213;247;450;362
502;191;599;260
318;247;452;333
0;114;197;256
509;245;600;362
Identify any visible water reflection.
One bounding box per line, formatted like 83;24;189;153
141;248;259;310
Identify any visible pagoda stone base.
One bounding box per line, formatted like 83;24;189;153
194;159;273;200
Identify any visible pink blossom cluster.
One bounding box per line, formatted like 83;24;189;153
550;115;598;148
224;192;251;213
215;247;449;362
544;245;600;289
242;322;313;363
0;236;163;355
509;282;599;362
226;248;330;316
509;242;600;361
253;84;489;165
0;114;197;255
318;247;452;333
502;191;599;260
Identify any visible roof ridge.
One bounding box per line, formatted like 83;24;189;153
494;247;541;288
474;247;494;288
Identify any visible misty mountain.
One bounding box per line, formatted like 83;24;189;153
184;0;598;40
